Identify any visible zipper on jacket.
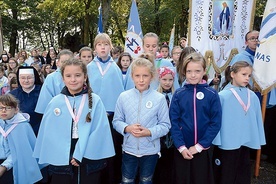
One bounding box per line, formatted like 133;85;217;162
136;92;142;154
193;86;198;144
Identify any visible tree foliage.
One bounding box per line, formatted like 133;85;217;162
0;0;267;55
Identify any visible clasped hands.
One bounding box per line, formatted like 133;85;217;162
181;146;198;160
124;123;151;137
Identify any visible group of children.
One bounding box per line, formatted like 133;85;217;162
0;31;266;184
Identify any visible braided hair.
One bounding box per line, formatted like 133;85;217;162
60;58;93;122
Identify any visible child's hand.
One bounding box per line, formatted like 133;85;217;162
188;146;199;155
131;126;151;137
0;165;7;177
125;123;141;133
181;149;194;160
70;158;80;167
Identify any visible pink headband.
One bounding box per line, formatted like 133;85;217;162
158;67;175;78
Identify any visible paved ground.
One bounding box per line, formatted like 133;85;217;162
251;160;276;184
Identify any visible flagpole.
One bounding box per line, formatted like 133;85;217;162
0;15;3;54
254;92;268;177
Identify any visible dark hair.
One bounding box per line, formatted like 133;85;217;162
0;66;5;73
0;93;19;108
117;52;133;70
160;45;170;57
42;64;52;78
221;61;252;89
160;45;169;50
177;46;196;84
245;30;259;41
111;47;120;55
10;77;18;91
60;58;93;122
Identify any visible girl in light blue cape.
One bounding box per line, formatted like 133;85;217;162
213;61;266;184
0;94;42;184
34;58;115;184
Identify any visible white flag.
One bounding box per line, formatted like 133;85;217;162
253;0;276;93
169;24;175;54
124;0;143;59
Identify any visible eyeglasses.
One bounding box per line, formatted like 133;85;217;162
19;76;34;81
0;106;13;111
9;62;16;64
248;37;259;42
173;52;181;56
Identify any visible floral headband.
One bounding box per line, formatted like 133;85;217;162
158;67;175;78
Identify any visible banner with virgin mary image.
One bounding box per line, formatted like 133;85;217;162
188;0;256;75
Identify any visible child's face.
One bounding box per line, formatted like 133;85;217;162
180;39;187;48
19;57;25;63
112;53;119;60
143;37;159;56
57;54;71;68
9;60;17;69
121;56;131;70
231;66;252;87
0;103;18;120
45;65;51;73
185;61;206;85
62;65;87;95
160;74;174;91
160;48;169;58
132;66;153;93
95;41;111;60
50;51;56;59
172;48;182;63
80;50;93;65
11;83;18;89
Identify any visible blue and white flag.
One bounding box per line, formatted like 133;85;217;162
97;4;103;34
169;24;175;54
253;0;276;93
124;0;143;58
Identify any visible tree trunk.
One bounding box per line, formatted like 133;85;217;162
102;0;112;32
9;9;18;57
39;31;46;51
83;13;90;45
112;12;124;43
0;15;3;54
154;0;161;35
179;2;188;37
82;0;92;45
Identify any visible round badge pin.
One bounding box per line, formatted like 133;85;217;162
196;92;204;100
215;158;221;166
146;101;153;109
54;108;61;116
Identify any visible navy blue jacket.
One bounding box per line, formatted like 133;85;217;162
10;85;42;135
169;83;222;149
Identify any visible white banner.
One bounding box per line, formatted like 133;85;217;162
189;0;256;76
253;0;276;93
124;0;143;59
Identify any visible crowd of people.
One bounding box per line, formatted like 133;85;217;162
0;30;274;184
